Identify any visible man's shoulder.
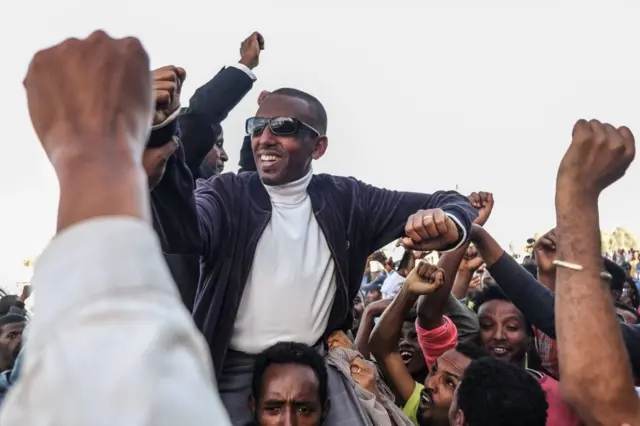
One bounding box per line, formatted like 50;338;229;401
196;171;259;195
310;174;369;192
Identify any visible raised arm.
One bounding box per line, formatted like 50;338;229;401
145;67;230;308
7;31;230;425
355;180;477;254
180;32;263;172
555;119;640;425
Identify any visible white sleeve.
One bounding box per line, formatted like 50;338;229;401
0;217;231;426
443;213;468;252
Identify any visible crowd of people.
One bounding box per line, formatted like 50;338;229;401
0;29;637;426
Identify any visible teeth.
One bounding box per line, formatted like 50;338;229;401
261;155;278;162
421;393;432;405
493;347;508;354
400;351;412;360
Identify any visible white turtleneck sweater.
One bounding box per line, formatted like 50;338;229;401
230;170;337;354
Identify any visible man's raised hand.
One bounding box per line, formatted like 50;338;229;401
404;262;445;295
468;191;494;226
152;65;186;126
24;30;153;165
557;119;635;198
402;208;459;251
533;228;557;275
239;31;265;70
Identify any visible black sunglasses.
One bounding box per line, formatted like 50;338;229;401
245;116;321;137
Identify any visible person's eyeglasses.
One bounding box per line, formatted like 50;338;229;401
245;116;321;137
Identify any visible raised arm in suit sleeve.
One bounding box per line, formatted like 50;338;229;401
357;181;477;254
180;66;255;173
152;64;253;256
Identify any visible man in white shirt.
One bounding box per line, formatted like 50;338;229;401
150;80;478;423
1;30;231;425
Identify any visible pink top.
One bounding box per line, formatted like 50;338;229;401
538;374;583;426
415;316;458;370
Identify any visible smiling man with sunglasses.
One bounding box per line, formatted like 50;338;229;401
150;86;477;425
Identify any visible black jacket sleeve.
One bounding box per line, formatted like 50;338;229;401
151;65;253;309
180;66;254;174
488;251;640;379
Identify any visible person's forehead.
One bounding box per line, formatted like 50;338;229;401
2;322;25;332
402;321;416;331
438;351;471;375
478;299;522;319
262;363;319;393
256;95;313;121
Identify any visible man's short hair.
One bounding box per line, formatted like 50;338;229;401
271;88;328;135
456;357;548;426
454;342;489;360
252;341;328;404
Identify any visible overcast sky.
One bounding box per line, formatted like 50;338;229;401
2;0;639;284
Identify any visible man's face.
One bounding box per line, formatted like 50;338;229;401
399;321;426;375
251;94;323;186
0;321;25;370
417;349;471;426
366;289;382;304
252;363;327;426
477;300;528;363
353;295;364;319
203;133;228;174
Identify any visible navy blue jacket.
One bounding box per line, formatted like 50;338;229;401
153;138;477;376
155;65;254;309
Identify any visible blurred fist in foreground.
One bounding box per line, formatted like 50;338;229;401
404;261;445;295
557;119;635;197
24;30;153;165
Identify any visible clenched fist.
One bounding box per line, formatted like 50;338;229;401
402;209;459;251
24;30;153;164
404;262;445;295
239;31;265;70
557;119;635;197
460;244;484;273
152;65;186;126
468;191;494;226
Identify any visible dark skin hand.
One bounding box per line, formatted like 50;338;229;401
468;191;494;227
555;119;639;425
402;208;459;252
355;298;392;359
145;66;186;189
451;191;494;299
533;228;557;291
23;30;154;231
239;31;265;70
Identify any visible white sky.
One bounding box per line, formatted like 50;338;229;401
2;1;639;285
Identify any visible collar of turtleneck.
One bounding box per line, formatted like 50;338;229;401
262;168;313;206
